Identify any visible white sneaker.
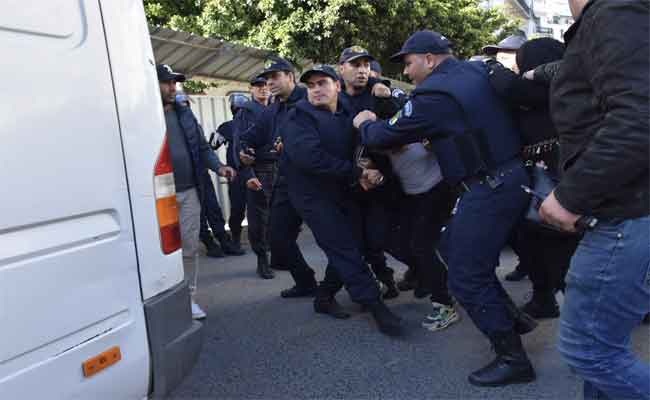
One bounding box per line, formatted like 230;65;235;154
191;301;207;320
422;302;459;332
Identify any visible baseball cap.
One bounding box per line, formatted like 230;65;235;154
156;64;186;82
482;34;527;55
259;57;295;77
390;30;452;62
339;46;375;64
299;64;339;83
249;75;267;86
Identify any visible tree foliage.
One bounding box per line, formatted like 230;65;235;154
145;0;519;79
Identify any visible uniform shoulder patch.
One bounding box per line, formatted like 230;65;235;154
403;101;413;117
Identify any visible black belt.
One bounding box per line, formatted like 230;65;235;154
458;159;522;192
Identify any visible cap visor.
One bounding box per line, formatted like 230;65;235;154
300;70;337;84
342;54;375;64
173;73;186;82
389;50;408;63
482;45;500;55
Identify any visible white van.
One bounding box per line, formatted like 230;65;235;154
0;1;202;398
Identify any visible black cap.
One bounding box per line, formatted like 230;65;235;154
482;34;527;55
370;60;382;74
339;46;375;64
259;57;295;77
299;64;339;83
156;64;186;82
249;75;267;86
390;30;452;62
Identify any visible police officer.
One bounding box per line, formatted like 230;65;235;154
353;31;535;385
230;76;276;279
239;57;318;296
283;64;403;336
338;46;403;299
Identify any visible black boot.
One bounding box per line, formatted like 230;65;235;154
216;233;245;256
202;237;224;258
368;301;404;336
280;284;317;298
468;331;535;387
505;264;528;281
397;269;417;292
380;278;400;300
520;291;559;319
314;289;350;319
256;253;274;280
231;228;243;249
502;291;538;335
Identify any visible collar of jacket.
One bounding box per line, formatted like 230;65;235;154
275;85;306;106
563;0;598;43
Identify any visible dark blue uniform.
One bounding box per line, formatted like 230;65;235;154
230;99;272;255
283;99;381;304
359;58;529;337
240;86;317;289
339;80;401;288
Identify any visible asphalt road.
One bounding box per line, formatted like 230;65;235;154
171;233;649;400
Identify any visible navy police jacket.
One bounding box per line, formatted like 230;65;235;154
283;99;361;207
359;57;521;184
231;99;266;179
240;86;306;167
173;101;224;203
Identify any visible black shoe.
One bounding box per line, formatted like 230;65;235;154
468;331;535;387
281;285;317;298
217;233;245;256
414;285;433;299
269;263;290;271
256;255;275;280
314;297;350;319
202;238;224;258
368;301;404;336
397;269;417;292
382;280;400;300
520;292;559;319
505;266;528;281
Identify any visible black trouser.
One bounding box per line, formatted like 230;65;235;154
356;192;394;284
291;193;380;305
516;223;580;294
199;173;227;242
228;175;247;241
246;164;275;256
269;176;317;288
400;183;456;305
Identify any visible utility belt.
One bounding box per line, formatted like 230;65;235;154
522;138;559;162
458;158;522;192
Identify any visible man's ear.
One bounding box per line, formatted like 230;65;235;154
335;79;341;93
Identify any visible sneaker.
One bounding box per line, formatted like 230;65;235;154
422;302;459;332
191;301;207;320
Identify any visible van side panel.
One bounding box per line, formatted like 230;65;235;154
98;1;185;301
0;1;149;398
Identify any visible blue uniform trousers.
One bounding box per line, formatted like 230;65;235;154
227;175;247;241
290;193;381;305
269;176;317;288
443;161;529;337
246;163;275;256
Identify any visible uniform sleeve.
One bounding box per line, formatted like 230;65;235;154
198;125;225;172
554;1;650;214
284;115;360;181
239;108;270;149
359;93;463;149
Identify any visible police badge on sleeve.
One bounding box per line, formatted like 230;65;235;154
389;100;412;125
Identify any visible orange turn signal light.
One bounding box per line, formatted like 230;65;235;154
82;346;122;377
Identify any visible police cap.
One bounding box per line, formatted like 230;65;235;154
299;64;339;83
229;93;249;110
390;30;452;62
370;60;382;75
339;46;375;64
249;75;267;86
259;57;295;77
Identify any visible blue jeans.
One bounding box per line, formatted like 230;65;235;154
558;216;650;400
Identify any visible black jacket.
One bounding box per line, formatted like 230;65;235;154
550;0;649;218
488;38;564;174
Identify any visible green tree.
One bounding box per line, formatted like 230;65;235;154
146;0;519;79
